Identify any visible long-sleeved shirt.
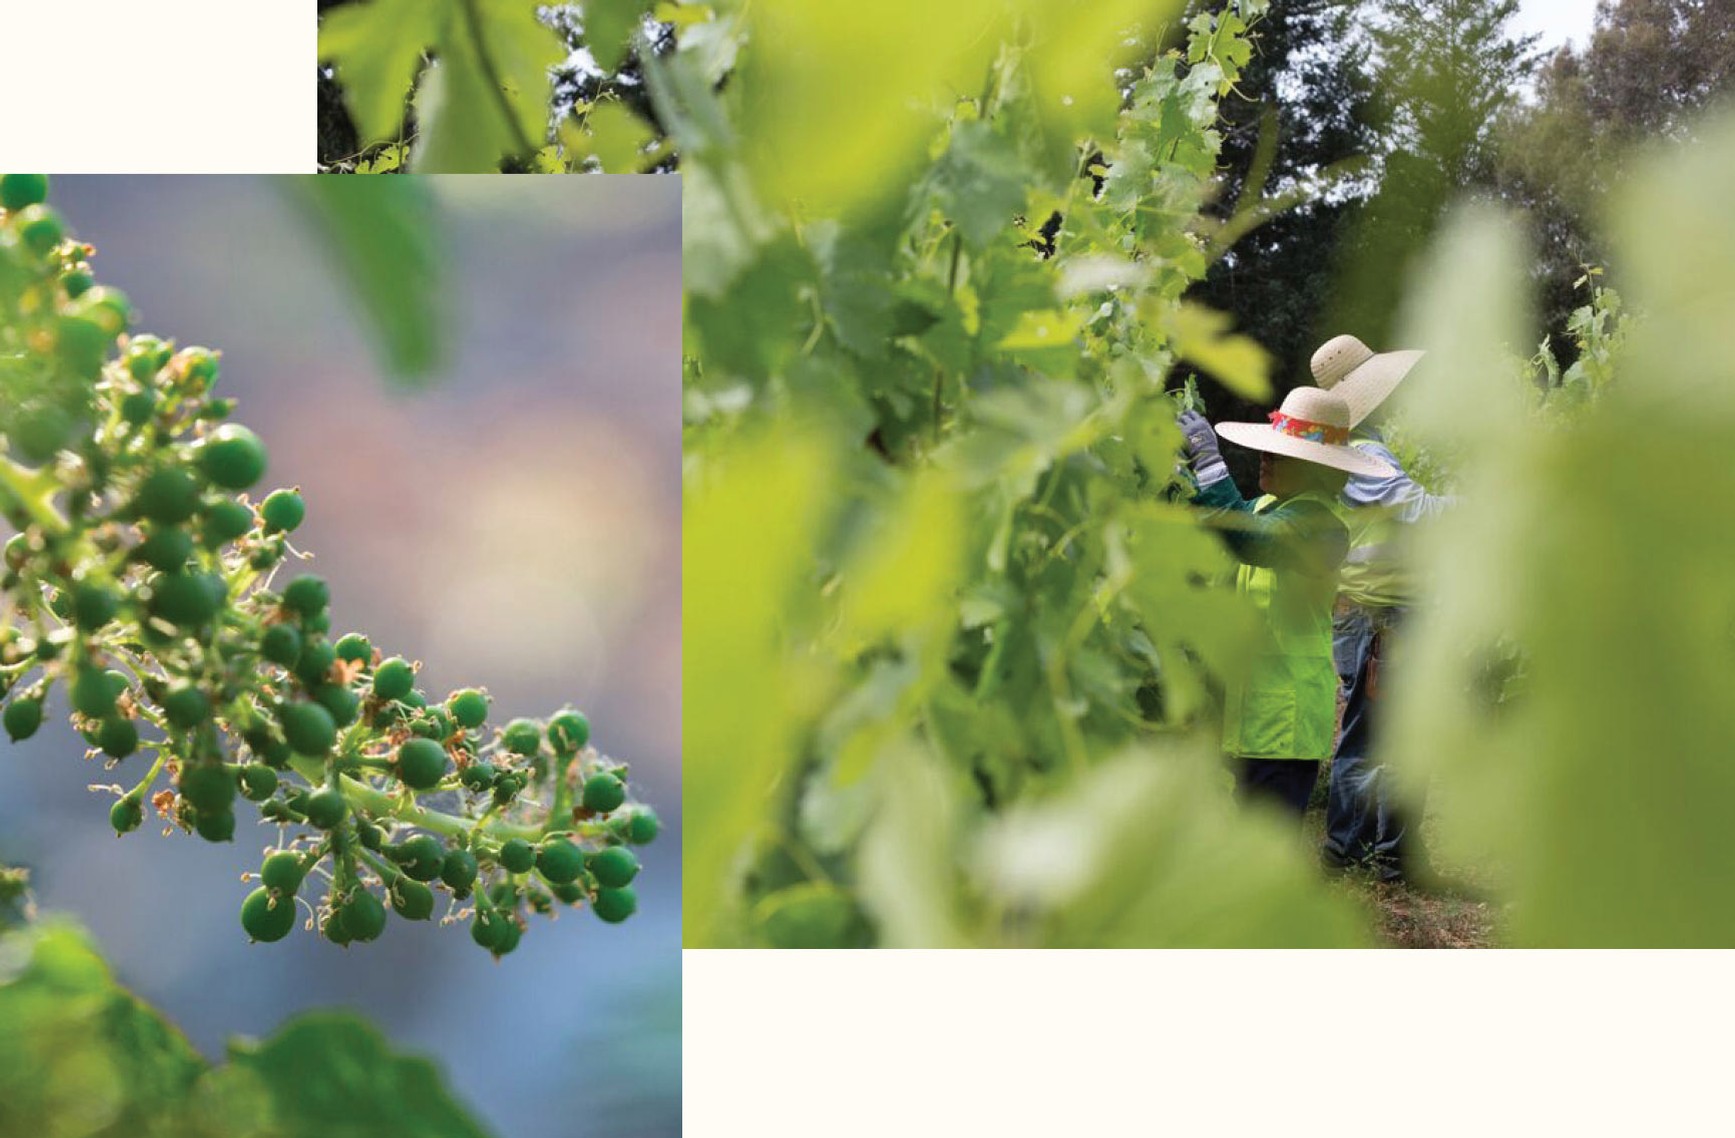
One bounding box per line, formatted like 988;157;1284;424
1337;429;1457;608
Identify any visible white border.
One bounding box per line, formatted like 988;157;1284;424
0;2;310;173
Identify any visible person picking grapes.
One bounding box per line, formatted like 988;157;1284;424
1309;335;1457;884
1177;386;1395;818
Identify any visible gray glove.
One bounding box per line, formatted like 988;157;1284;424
1177;409;1229;487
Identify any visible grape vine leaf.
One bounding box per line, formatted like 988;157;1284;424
285;177;447;382
0;922;493;1137
322;0;564;173
584;0;656;73
218;1015;491;1138
318;0;438;144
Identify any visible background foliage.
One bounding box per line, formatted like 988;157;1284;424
680;0;1735;949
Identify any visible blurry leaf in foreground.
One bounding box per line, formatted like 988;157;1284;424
1388;132;1735;945
0;921;206;1138
683;422;837;945
285;176;447;383
734;0;1178;218
973;749;1372;947
0;921;494;1137
219;1015;492;1138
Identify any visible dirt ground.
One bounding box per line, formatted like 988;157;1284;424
1302;805;1503;949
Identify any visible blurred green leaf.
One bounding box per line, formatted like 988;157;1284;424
319;0;438;143
683;423;838;946
285;177;447;384
0;922;493;1137
584;0;656;73
931;122;1032;252
221;1015;491;1138
973;750;1372;947
0;923;204;1138
1386;125;1735;945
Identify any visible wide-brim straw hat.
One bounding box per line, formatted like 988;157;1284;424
1309;334;1425;427
1214;386;1396;478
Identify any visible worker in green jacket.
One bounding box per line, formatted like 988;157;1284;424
1178;386;1396;817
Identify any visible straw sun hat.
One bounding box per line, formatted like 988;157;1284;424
1309;334;1425;427
1214;387;1396;478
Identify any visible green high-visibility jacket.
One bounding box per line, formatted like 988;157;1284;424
1194;479;1348;759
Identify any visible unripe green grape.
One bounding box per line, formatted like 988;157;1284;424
72;583;118;630
17;204;64;256
619;808;660;845
279;700;337;757
498;838;535;874
323;910;354;947
395;737;447;791
133;467;200;526
261;851;306;894
502;718;541;756
194;808;236;843
471;910;510;951
135;526;193;572
313;682;360;728
241;886;297;943
296;641;338;688
447;688;488;729
372;657;414;701
71;667;126;718
147;571;224;627
260;623;302;667
459;761;496;792
160;682;211;729
581;772;626;814
392;834;445;882
1;173;49;211
338;888;387;942
593;886;637;924
302;787;347;830
333;633;371;664
109;796;144;834
239;764;278;801
440;849;479;894
280;575;329;618
491;772;525;807
536;839;585;886
390;877;435;921
97;716;139;759
260;489;305;534
548;710;590;752
4;696;43;741
179;764;234;813
491;919;522;956
197;424;267;489
59;266;93;297
120;389;157;426
550;881;585;905
587;846;640;889
200;499;254;547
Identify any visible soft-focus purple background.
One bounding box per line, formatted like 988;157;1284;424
0;176;681;1138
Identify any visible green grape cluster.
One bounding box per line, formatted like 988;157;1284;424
0;175;657;956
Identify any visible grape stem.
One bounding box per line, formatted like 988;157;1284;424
0;455;68;535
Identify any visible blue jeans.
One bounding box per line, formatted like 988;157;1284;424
1322;605;1419;877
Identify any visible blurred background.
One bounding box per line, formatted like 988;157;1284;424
0;176;681;1138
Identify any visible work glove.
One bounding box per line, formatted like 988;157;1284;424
1177;409;1229;487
